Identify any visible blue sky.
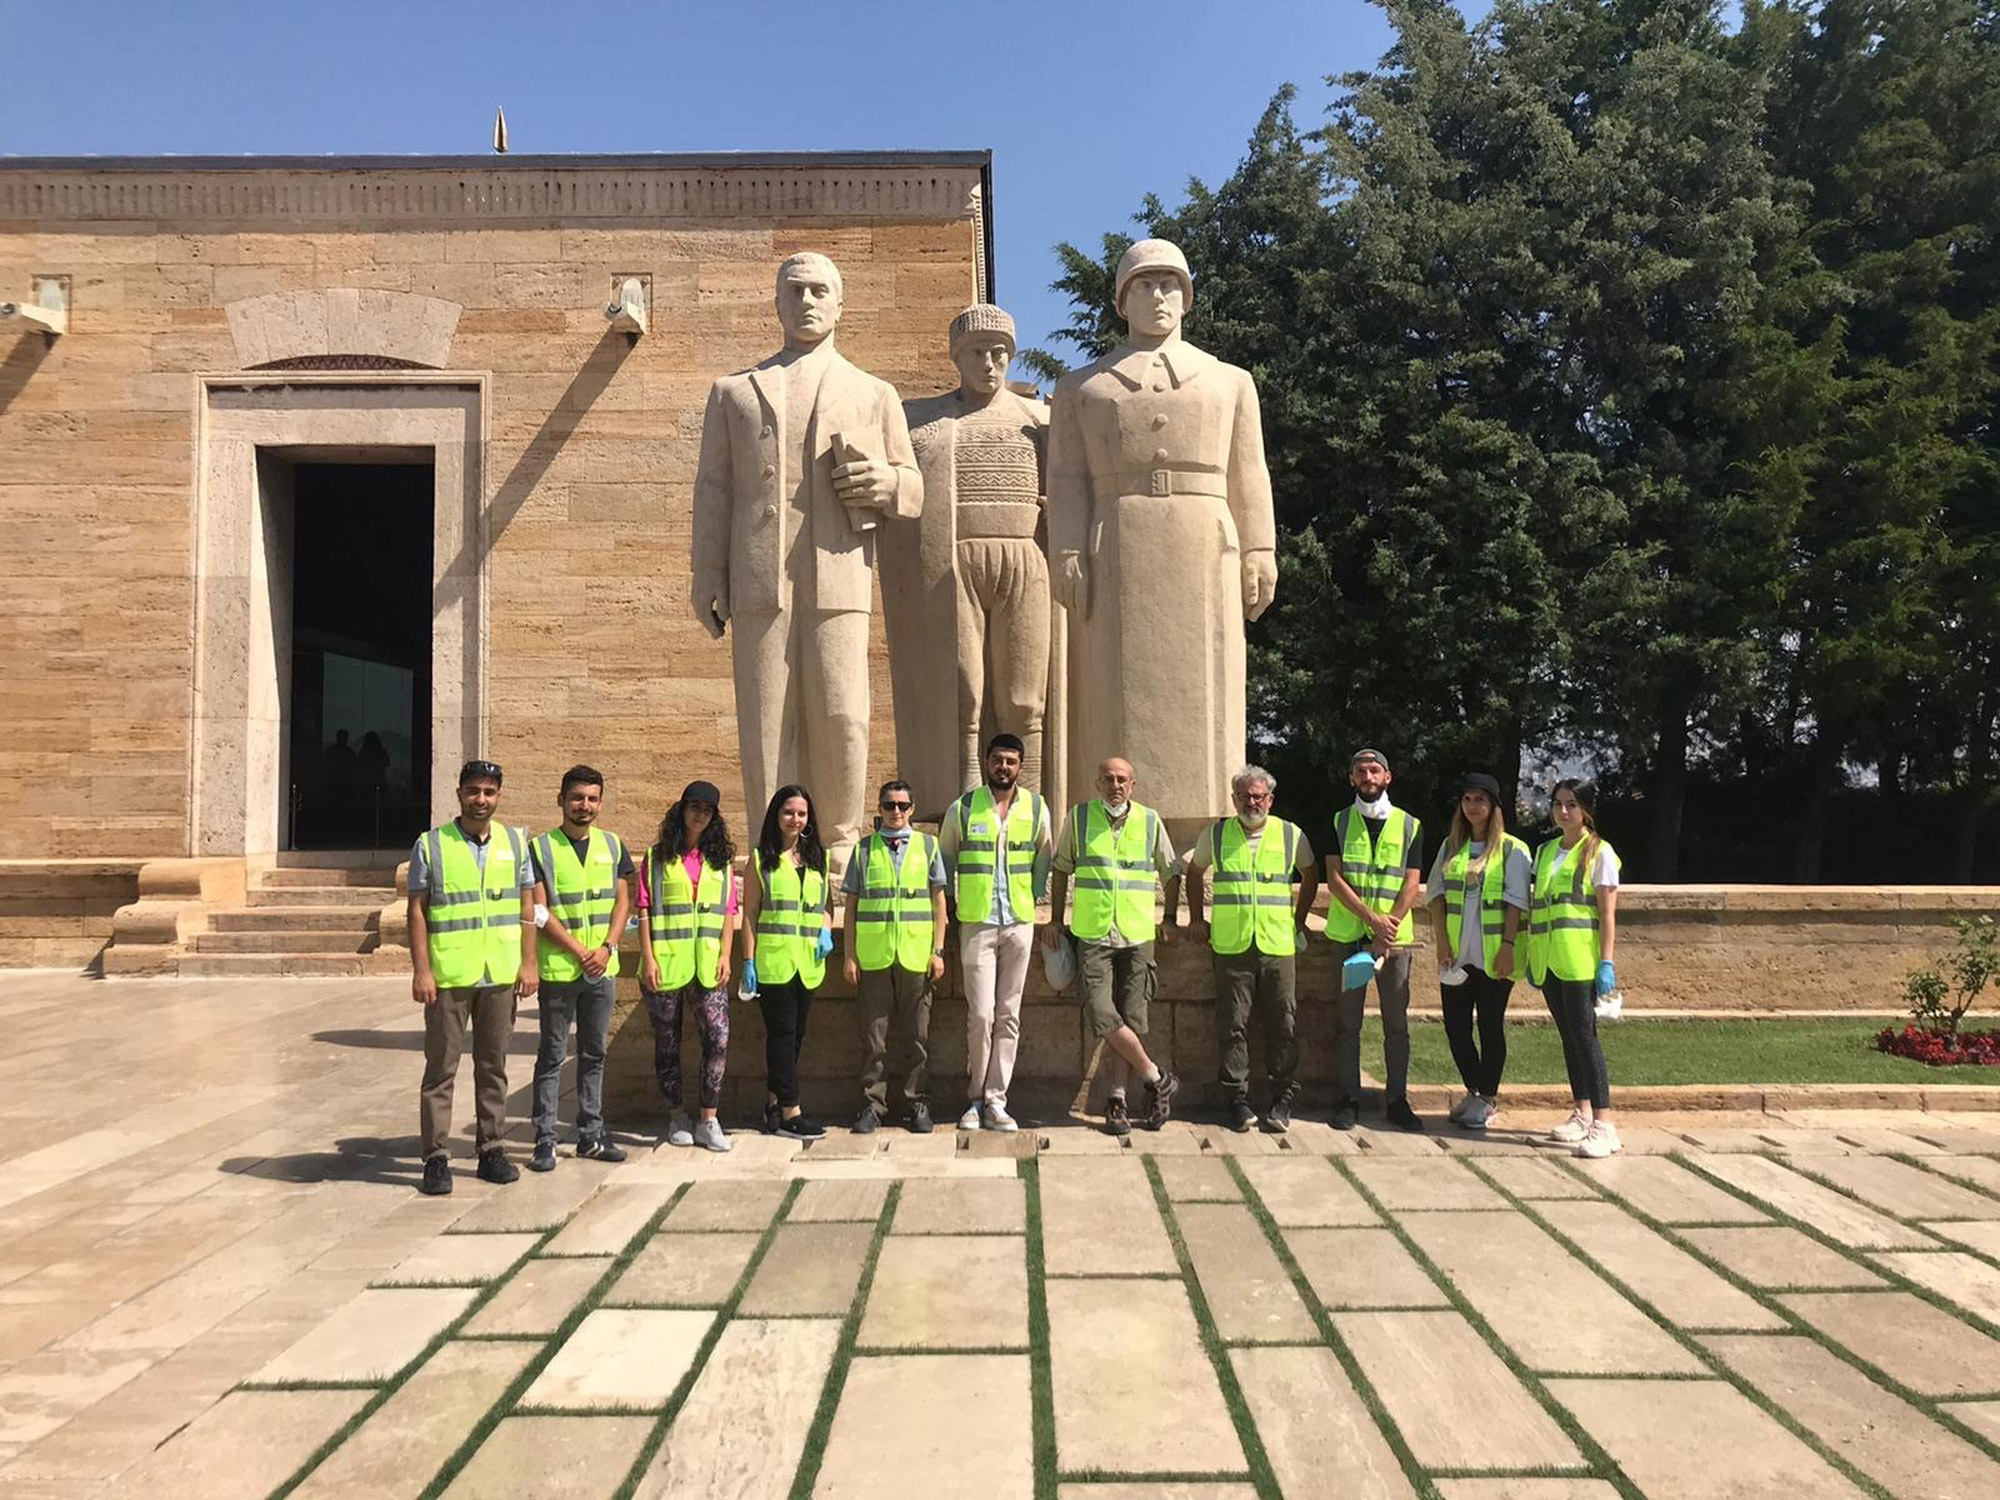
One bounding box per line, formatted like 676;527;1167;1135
0;0;1462;366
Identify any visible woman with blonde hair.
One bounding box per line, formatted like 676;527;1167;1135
1528;778;1622;1158
1426;773;1530;1129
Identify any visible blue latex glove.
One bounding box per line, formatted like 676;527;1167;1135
1595;959;1616;997
815;927;835;959
740;957;759;996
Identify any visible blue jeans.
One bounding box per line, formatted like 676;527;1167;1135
532;974;615;1141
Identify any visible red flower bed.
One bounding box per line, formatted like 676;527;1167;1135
1874;1025;2000;1066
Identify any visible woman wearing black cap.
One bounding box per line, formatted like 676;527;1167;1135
1425;774;1531;1130
636;781;738;1152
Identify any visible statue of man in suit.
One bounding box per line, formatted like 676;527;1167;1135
691;252;922;860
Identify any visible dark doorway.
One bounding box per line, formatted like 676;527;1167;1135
286;462;433;849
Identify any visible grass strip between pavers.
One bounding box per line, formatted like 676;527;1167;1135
783;1179;900;1500
1331;1155;1648;1500
1019;1158;1059;1500
1617;1150;2000;1463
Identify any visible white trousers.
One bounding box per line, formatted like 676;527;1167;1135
960;920;1035;1105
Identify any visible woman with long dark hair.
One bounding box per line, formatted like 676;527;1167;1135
636;780;737;1152
741;784;833;1140
1527;778;1622;1158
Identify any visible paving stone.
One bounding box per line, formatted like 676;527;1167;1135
1175;1202;1315;1342
1537;1201;1783;1330
1781;1292;2000;1396
0;1349;156;1446
1236;1155;1378;1227
1354;1129;1446;1156
1349;1158;1507;1211
1548;1377;1868;1499
1837;1127;1948;1154
1435;1130;1539;1156
1401;1211;1702;1374
441;1415;654;1498
447;1170;606;1233
542;1183;678;1257
1229;1344;1415;1499
1045;1277;1243;1474
663;1180;787;1232
1679;1226;1884;1290
1338;1309;1579;1469
1694;1155;1935;1248
1788;1154;2000;1222
604;1233;758;1309
631;1318;839;1500
1059;1487;1257;1500
1286;1227;1448;1309
816;1354;1032;1498
523;1308;714;1410
463;1255;609;1336
1942;1401;2000;1445
1873;1251;2000;1323
1583;1156;1769;1224
1475;1157;1601;1200
1435;1484;1620;1500
891;1176;1025;1234
1703;1333;2000;1500
1922;1219;2000;1257
788;1179;889;1222
253;1286;478;1383
1919;1155;2000;1196
107;1388;372;1500
1156;1155;1241;1202
1679;1127;1810;1153
1038;1159;1176;1276
377;1233;539;1286
860;1234;1027;1349
291;1340;536;1499
738;1222;873;1317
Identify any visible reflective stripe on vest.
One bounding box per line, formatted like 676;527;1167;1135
1527;837;1619;985
425;822;527;989
951;785;1042;921
535;828;624;982
853;832;936;973
1209;816;1299;956
1067;800;1157;943
1325;807;1417;943
755;854;827;988
648;846;727;991
1443;834;1527;972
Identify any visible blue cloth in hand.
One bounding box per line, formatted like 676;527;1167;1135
1595;959;1616;997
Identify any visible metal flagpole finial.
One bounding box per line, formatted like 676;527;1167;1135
493;107;509;154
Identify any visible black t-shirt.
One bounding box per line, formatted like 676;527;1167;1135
530;830;638;887
1324;809;1425;874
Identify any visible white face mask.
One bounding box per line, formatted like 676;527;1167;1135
1102;798;1129;817
1355;791;1392;818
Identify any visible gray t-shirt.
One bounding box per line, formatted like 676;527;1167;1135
1052;802;1178;951
408;822;535;896
841;831;949;896
1425;838;1532;970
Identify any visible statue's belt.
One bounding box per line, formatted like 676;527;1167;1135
1117;470;1229;500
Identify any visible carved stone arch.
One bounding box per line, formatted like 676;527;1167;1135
224;288;462;369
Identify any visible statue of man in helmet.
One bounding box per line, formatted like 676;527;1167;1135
1046;237;1277;846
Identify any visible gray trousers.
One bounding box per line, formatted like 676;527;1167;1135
420;984;515;1160
532;973;615;1143
858;964;933;1110
1214;948;1297;1106
1332;942;1412;1106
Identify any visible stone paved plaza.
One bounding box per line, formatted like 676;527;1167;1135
6;975;2000;1497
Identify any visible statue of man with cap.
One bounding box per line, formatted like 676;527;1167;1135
1046;238;1276;844
884;303;1060;814
691;252;922;864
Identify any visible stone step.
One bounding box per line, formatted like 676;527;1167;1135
259;866;400;888
246;885;393;909
210;907;382;933
176;953;379;978
192;930;374;954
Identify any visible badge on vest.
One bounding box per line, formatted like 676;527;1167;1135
971;822;991;834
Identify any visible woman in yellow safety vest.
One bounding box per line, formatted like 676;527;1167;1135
1528;778;1622;1159
637;780;738;1153
741;784;833;1142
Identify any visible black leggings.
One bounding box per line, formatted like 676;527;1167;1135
759;976;815;1108
1542;977;1610;1110
1442;966;1511;1097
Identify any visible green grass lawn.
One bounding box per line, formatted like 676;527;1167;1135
1361;1017;2000;1087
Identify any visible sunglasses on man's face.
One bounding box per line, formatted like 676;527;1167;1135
880;800;912;812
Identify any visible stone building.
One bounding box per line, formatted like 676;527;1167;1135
0;151;990;972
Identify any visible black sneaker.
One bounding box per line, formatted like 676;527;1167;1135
853;1104;881;1135
1104;1095;1133;1138
576;1136;627;1163
1331;1100;1360;1131
1386;1096;1425;1132
1263;1097;1292;1134
420;1156;453;1195
1143;1071;1179;1130
906;1102;934;1134
476;1150;519;1185
762;1100;784;1135
778;1112;827;1141
529;1139;557;1173
1229;1100;1258;1133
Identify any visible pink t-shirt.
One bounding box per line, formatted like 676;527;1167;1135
635;849;740;916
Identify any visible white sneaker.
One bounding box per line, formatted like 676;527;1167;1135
666;1114;695;1147
958;1103;983;1131
1547;1110;1590;1144
1448;1093;1472;1124
693;1117;733;1153
1576;1120;1621;1159
1460;1096;1493;1130
983;1101;1019;1133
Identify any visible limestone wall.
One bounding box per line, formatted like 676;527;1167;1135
0;860;143;969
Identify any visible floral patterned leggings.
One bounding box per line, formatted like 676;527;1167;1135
643;981;730;1110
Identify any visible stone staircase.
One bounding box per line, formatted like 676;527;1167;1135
179;861;402;977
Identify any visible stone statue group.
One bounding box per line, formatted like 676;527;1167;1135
691;238;1276;857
